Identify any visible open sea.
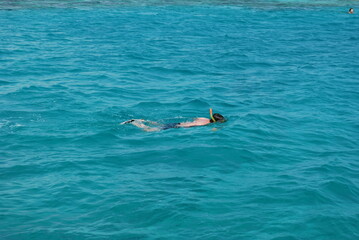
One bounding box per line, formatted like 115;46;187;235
1;0;359;239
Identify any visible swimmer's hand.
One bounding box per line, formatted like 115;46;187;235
120;119;134;125
120;119;145;125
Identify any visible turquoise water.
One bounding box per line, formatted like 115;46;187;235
1;1;359;239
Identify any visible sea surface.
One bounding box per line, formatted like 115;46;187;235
1;1;359;239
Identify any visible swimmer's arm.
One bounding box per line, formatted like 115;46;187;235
134;119;160;125
130;120;160;132
125;119;160;126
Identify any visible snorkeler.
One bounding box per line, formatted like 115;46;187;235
348;8;354;14
121;108;226;132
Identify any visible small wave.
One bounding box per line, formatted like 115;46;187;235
0;80;12;85
182;98;209;108
132;101;177;109
0;0;354;10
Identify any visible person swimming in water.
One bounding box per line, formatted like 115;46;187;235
348;8;354;14
121;108;226;132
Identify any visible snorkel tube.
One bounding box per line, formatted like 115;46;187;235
209;108;216;122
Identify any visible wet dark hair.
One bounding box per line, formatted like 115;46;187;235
210;113;226;123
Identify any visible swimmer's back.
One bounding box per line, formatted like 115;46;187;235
178;118;210;128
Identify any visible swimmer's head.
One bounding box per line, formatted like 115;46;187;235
210;113;226;123
349;8;354;14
